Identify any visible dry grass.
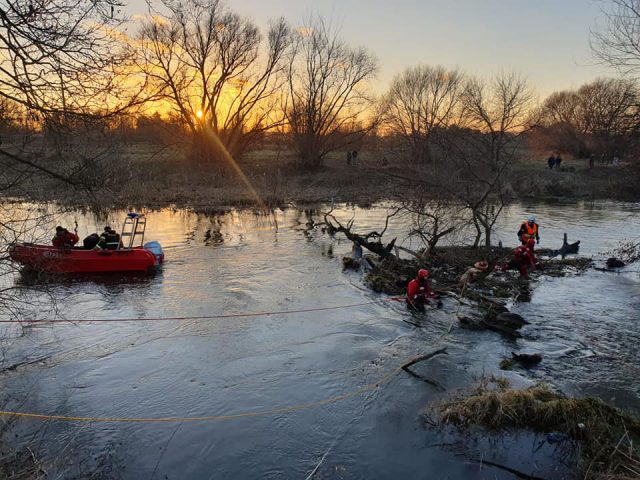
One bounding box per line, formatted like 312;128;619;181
435;378;640;479
3;141;639;210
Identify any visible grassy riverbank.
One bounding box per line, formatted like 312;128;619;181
6;142;640;211
430;378;640;479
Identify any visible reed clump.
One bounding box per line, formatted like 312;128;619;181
435;379;640;479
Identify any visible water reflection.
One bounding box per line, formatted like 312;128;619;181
0;201;638;479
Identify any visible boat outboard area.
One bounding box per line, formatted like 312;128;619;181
8;212;164;274
143;241;164;265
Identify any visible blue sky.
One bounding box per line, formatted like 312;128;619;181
127;0;615;96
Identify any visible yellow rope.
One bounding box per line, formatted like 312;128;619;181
0;298;455;424
0;368;403;423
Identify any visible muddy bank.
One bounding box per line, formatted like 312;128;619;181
359;244;591;337
364;245;590;296
514;160;640;202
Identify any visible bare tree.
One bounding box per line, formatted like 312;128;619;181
0;0;134;116
286;16;378;168
534;78;640;157
592;0;640;75
138;0;291;165
447;72;537;247
383;65;465;163
0;0;140;323
0;0;147;191
402;196;466;255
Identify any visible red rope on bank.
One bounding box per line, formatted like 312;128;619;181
0;297;407;324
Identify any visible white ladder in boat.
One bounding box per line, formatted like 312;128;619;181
120;213;147;249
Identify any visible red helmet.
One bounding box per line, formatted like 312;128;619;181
418;268;429;279
526;238;535;248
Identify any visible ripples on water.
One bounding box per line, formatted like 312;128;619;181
0;201;638;479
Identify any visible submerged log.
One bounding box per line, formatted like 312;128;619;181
494;312;529;329
606;257;625;268
401;348;448;389
459;315;523;339
401;348;448;370
511;352;543;366
480;320;523;339
552;233;580;258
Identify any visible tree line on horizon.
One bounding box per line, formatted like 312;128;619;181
0;0;639;318
1;0;639;175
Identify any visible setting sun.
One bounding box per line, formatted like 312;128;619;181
196;110;203;119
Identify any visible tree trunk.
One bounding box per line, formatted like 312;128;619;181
472;213;482;247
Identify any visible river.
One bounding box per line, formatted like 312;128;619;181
0;200;638;479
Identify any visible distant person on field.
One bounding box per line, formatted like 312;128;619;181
589;154;595;168
346;151;352;166
555;155;562;169
352;150;358;166
547;155;555;169
52;226;79;249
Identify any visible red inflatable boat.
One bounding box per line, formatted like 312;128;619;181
9;243;162;273
9;213;164;274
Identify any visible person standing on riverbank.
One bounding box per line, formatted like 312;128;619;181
518;215;540;250
407;269;440;313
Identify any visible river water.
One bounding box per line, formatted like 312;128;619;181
0;200;638;479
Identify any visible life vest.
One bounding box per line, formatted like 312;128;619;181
105;232;120;250
520;222;538;241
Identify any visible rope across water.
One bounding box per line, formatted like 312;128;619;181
0;297;455;424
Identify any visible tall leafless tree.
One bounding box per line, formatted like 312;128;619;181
591;0;640;76
286;16;378;168
534;77;639;156
401;195;466;255
447;72;537;247
0;0;141;321
383;65;465;163
0;0;146;189
138;0;291;165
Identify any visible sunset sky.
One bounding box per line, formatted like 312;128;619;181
127;0;615;97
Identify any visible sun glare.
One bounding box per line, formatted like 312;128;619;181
196;110;203;119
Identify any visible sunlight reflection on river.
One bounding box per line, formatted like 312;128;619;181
0;200;638;479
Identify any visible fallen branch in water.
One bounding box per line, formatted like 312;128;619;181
401;348;448;389
323;209;399;258
402;367;446;390
401;348;448;370
469;457;548;480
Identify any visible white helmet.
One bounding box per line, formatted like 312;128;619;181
528;215;536;223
